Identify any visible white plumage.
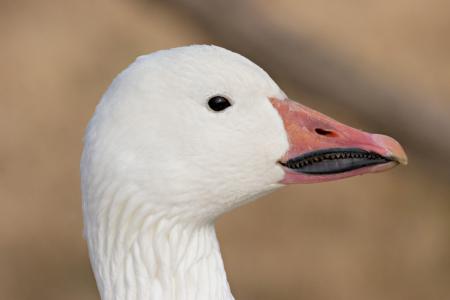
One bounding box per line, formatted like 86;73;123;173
81;45;406;300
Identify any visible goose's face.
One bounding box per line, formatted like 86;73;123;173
83;45;406;218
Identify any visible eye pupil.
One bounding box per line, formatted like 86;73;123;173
208;96;231;111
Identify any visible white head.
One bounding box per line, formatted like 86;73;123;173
82;45;289;223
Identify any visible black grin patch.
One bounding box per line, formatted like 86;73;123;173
280;148;394;175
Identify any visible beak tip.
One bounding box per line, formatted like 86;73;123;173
373;134;408;166
391;147;408;166
393;155;408;166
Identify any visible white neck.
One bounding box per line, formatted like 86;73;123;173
85;194;234;300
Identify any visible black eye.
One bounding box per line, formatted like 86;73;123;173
207;96;232;112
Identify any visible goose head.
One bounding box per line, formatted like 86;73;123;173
81;45;407;299
82;45;406;219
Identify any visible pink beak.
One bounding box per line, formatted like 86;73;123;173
270;98;408;184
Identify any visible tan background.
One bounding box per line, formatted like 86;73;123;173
1;1;449;299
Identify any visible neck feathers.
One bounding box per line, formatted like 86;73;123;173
84;189;234;300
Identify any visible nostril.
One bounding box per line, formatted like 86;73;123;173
315;128;337;137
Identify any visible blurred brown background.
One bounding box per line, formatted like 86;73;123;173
1;0;449;299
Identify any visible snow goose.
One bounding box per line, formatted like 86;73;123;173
81;45;407;300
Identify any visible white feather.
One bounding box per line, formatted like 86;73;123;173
81;45;289;300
